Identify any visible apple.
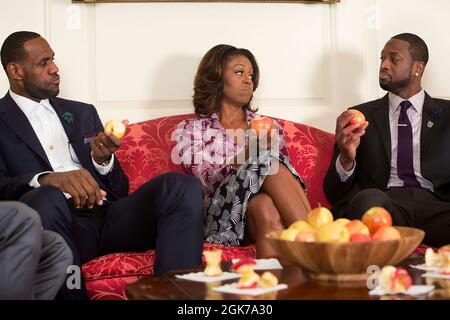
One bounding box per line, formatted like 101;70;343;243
394;268;413;292
372;226;401;241
439;253;450;275
259;271;279;289
425;248;441;267
346;109;366;131
289;220;312;233
104;120;127;140
345;220;370;237
334;218;351;227
380;266;412;293
362;207;392;234
317;222;350;243
232;259;260;289
439;245;450;255
279;228;299;241
307;205;334;229
237;272;260;289
232;258;256;271
350;233;372;242
203;249;223;277
250;116;273;135
295;229;317;242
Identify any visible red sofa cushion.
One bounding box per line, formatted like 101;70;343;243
82;114;335;299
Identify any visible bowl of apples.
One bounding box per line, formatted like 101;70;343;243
266;206;425;281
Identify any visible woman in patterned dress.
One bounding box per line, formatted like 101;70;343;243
173;44;311;258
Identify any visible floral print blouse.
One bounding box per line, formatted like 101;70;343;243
173;110;292;195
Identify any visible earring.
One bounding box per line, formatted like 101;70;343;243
415;72;419;77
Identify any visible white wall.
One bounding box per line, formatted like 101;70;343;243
1;0;449;133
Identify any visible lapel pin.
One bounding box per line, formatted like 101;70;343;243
427;120;434;128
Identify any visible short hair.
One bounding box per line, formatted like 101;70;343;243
1;31;41;73
193;44;260;116
391;33;429;65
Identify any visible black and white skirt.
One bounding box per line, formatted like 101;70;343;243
204;151;304;245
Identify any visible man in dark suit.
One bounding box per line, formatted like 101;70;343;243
0;31;204;299
0;201;72;299
324;33;450;247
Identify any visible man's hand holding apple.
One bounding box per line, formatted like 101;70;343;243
335;110;369;171
91;119;129;165
38;169;107;209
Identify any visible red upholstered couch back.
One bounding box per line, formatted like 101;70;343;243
115;114;335;209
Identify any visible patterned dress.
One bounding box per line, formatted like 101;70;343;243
173;110;304;245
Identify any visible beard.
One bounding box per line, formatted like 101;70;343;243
379;75;412;93
23;79;59;100
379;65;412;93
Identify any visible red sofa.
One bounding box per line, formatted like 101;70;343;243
82;114;335;300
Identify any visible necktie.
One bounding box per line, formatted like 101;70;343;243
397;100;420;188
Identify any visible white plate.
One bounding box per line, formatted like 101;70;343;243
409;264;440;272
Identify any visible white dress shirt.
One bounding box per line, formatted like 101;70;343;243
9;90;114;196
336;90;433;191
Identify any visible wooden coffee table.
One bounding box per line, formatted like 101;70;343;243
126;254;449;300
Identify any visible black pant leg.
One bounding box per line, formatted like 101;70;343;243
101;172;204;274
413;189;450;247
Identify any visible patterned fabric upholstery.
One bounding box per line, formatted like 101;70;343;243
82;114;335;299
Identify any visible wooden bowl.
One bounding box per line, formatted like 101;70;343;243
266;226;425;281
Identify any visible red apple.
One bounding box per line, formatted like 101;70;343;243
346;109;366;131
372;226;401;241
380;266;412;293
104;120;127;140
307;205;334;229
350;233;372;242
362;207;392;234
231;259;256;272
250;116;273;135
232;259;260;289
345;220;370;237
394;268;413;291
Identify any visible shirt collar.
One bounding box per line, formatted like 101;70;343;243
9;89;55;117
388;89;425;115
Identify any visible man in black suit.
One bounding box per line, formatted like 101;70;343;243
324;33;450;247
0;31;204;299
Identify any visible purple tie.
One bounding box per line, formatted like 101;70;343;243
397;100;420;188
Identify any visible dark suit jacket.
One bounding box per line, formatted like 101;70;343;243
0;92;129;201
324;92;450;215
